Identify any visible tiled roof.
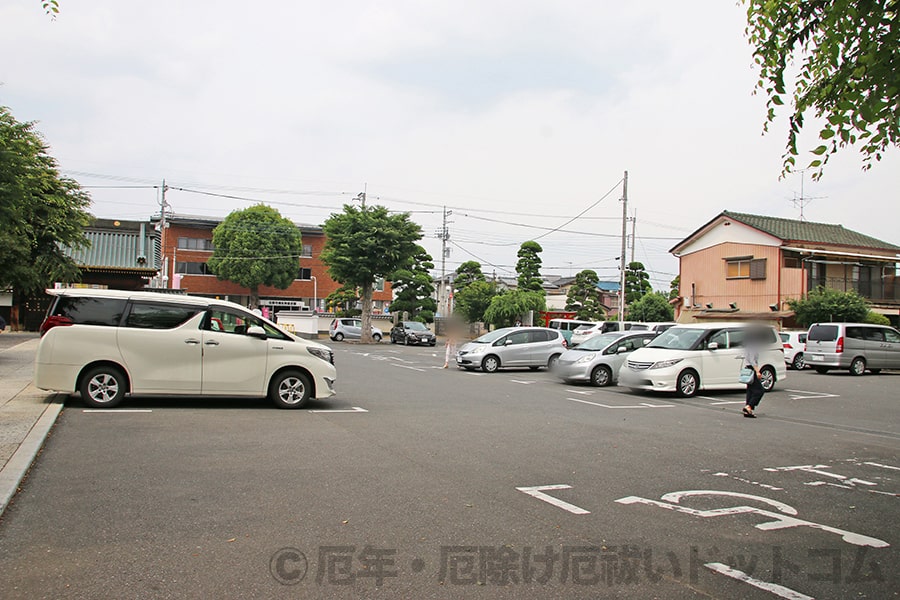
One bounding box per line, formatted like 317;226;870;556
65;221;158;271
722;211;900;251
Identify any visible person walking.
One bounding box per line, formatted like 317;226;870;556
742;329;765;418
443;329;457;369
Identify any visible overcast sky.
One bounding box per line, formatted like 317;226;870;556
2;1;897;290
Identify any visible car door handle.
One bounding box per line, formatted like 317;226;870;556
272;345;284;350
184;338;200;345
204;340;220;346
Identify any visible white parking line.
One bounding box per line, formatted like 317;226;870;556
390;363;426;372
785;389;840;400
516;485;590;515
82;409;153;413
704;562;813;600
510;380;537;385
308;407;368;413
709;400;746;405
567;398;674;409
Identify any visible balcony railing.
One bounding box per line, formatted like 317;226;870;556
809;277;900;303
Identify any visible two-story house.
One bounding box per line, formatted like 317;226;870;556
671;211;900;326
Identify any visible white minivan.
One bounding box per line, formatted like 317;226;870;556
618;322;786;397
35;289;337;409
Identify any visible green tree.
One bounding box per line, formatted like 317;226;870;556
863;311;891;326
627;292;675;322
206;205;302;309
516;241;544;292
744;0;899;179
787;286;869;327
321;204;422;342
483;290;546;328
325;286;359;316
624;262;652;304
454;279;498;323
0;106;92;325
565;270;606;321
454;260;486;292
669;275;681;300
390;245;437;322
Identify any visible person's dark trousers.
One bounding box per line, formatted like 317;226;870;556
746;374;765;408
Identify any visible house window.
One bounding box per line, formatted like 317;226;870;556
176;261;213;275
301;244;313;258
297;268;312;280
726;259;751;279
177;237;214;251
374;277;385;292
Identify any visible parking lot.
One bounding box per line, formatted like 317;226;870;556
0;340;897;598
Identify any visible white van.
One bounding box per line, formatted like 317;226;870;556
618;322;786;397
35;288;337;409
805;322;900;375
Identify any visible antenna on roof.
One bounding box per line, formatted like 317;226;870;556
788;169;826;222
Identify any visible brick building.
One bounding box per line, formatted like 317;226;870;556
156;214;393;313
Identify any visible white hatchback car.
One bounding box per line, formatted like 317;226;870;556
35;289;337;409
780;330;808;370
618;322;786;397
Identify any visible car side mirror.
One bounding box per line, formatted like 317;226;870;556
617;346;628;354
504;339;514;346
246;325;267;339
707;342;719;350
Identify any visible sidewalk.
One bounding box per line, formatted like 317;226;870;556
0;334;65;517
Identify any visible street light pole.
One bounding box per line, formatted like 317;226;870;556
311;275;317;312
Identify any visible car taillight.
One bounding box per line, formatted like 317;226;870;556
783;343;792;349
836;336;843;353
40;315;73;336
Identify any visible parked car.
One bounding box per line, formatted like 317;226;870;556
780;330;808;370
547;318;596;344
569;321;653;347
390;321;437;346
35;288;336;409
329;318;383;342
643;322;677;334
805;322;900;375
556;331;657;386
456;326;566;373
618;322;786;397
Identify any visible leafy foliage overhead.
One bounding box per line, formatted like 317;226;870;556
0;106;91;297
745;0;900;179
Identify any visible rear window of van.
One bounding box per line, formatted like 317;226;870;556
808;325;838;342
50;296;126;327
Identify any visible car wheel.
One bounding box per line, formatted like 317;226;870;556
403;337;409;346
759;366;776;392
591;365;613;387
676;369;699;397
390;335;397;344
814;367;830;374
482;355;500;373
849;357;866;376
269;370;312;409
547;354;560;370
80;365;127;408
373;334;382;342
334;332;344;342
791;353;805;370
429;341;436;347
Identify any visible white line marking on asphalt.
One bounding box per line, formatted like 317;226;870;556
709;400;746;405
864;462;900;471
82;409;153;413
785;389;840;400
308;406;368;413
568;398;674;409
565;389;593;395
390;364;426;372
712;472;783;491
510;380;536;385
516;485;590;515
704;562;813;600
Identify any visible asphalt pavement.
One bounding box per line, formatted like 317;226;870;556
0;338;897;599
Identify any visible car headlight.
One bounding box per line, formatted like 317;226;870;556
575;354;594;364
650;358;682;370
307;346;333;363
468;345;487;354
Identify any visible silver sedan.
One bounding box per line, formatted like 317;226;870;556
555;331;656;386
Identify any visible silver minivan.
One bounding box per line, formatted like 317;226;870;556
455;326;566;372
805;322;900;375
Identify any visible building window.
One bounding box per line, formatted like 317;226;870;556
176;261;213;275
374;277;385;292
177;237;214;251
726;258;751;279
297;268;312;280
301;244;313;258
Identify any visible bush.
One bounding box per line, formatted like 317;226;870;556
864;311;891;326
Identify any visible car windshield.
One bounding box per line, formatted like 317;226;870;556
574;325;596;332
404;322;428;331
472;329;510;344
647;327;704;350
576;333;621;351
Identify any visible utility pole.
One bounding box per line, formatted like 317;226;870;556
159;179;170;288
356;183;367;208
436;206;452;315
629;208;636;265
618;171;628;324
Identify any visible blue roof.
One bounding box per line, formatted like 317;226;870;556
596;281;620;292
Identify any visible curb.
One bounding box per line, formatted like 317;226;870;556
0;396;65;518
